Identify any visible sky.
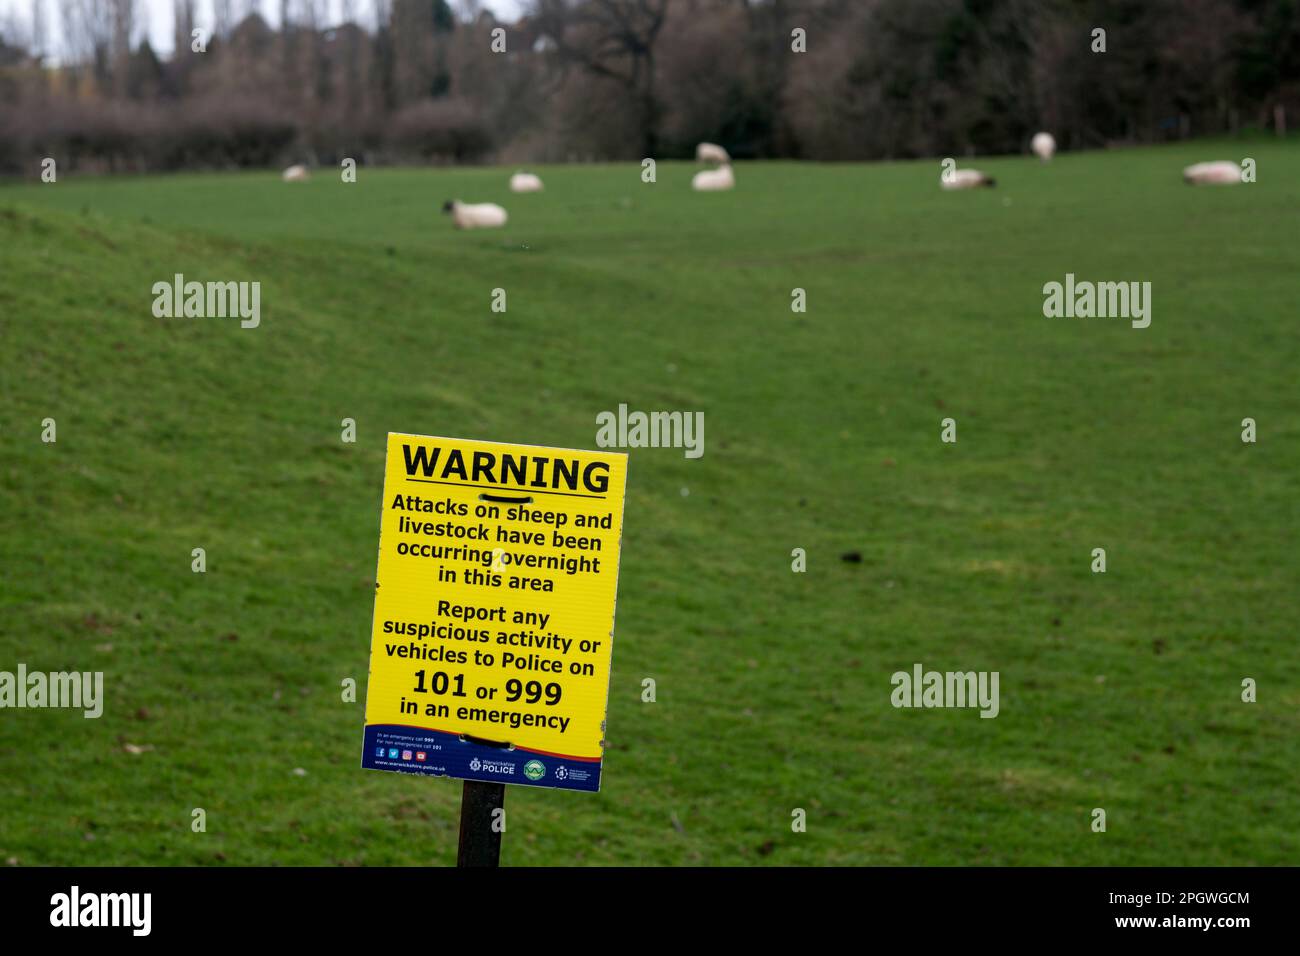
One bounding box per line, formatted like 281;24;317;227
1;0;526;58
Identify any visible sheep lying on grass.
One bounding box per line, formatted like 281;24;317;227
442;200;508;229
941;168;996;190
692;164;735;192
1031;132;1056;161
510;171;543;192
1183;161;1242;185
282;164;310;182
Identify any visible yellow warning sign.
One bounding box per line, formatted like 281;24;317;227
361;433;628;791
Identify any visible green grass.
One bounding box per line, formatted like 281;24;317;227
1;139;1297;866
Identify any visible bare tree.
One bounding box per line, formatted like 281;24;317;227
108;0;136;96
337;0;363;111
30;0;47;61
56;0;77;63
57;0;115;91
173;0;194;52
531;0;670;156
213;0;232;38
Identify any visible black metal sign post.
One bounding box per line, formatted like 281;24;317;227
457;780;505;867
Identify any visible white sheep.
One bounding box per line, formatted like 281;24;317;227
509;171;544;192
442;199;508;229
1183;161;1242;185
941;168;996;190
282;164;310;182
695;142;730;164
1031;132;1056;162
691;163;735;192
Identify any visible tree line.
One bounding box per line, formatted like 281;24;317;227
0;0;1296;175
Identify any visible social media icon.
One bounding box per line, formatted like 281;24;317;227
402;750;413;761
416;752;427;762
387;748;399;759
375;747;385;758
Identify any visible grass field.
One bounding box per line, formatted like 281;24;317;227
1;139;1298;866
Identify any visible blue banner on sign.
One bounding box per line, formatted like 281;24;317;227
361;724;602;792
